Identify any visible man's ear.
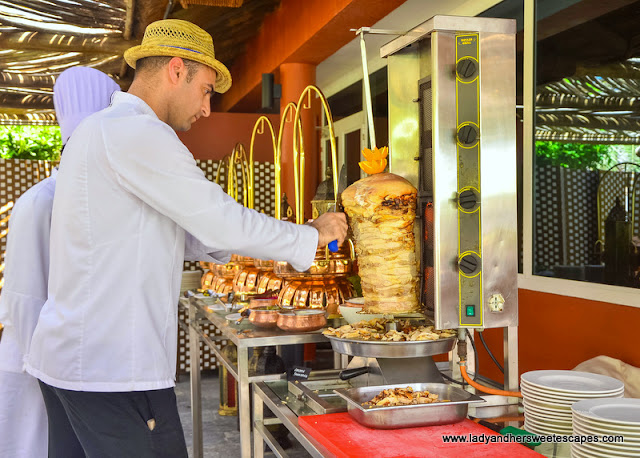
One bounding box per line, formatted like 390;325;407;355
167;57;186;85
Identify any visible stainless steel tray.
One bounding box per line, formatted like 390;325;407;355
334;383;484;429
288;379;349;414
326;335;456;358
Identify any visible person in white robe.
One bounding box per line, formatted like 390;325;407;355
0;67;120;458
24;19;347;457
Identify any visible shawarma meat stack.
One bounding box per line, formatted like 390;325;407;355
342;172;419;314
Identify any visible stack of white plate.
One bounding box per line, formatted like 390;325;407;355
572;398;640;457
521;370;624;437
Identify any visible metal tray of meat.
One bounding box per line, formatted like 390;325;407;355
333;383;484;429
326;335;456;358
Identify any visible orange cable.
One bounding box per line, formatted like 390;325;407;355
460;364;522;398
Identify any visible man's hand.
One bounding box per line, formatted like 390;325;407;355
309;212;348;248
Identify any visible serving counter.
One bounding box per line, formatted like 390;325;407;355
178;296;335;458
253;380;542;458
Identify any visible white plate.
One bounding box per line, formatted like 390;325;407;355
570;446;590;458
524;421;571;437
524;415;572;432
224;313;242;321
573;424;640;450
574;441;640;457
573;416;640;437
522;371;624;394
572;445;619;458
525;411;572;425
524;397;573;412
521;386;577;405
524;403;573;420
522;380;624;399
573;399;640;426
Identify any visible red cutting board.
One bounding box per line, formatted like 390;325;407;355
298;413;542;458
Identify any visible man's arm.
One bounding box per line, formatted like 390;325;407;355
103;116;336;271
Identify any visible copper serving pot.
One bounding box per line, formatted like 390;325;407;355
214;262;242;279
278;277;354;315
253;258;274;269
212;276;234;296
232;267;262;293
249;297;278;309
248;306;280;328
256;271;283;294
276;309;327;332
273;240;355;277
201;270;215;290
214;254;254;279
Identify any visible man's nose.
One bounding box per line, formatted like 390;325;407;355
202;99;211;118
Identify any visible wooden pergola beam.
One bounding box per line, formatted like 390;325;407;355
574;62;640;79
0;93;53;110
536;93;640;111
536;130;640;145
0;72;132;91
0;73;56;89
537;113;640;130
0;30;140;54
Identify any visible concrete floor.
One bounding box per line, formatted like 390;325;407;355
175;371;310;458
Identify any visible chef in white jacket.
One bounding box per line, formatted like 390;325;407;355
0;67;120;458
25;19;347;457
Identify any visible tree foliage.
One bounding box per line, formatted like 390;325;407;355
535;141;616;170
0;126;62;161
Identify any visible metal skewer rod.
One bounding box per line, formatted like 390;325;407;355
351;27;407;150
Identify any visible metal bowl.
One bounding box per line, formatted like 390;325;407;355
326;335;456;358
276;309;327;332
249;297;278;309
248;306;280;328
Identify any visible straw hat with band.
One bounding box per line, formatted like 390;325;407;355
124;19;232;93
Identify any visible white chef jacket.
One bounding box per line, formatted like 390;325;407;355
0;173;54;458
26;91;318;392
0;171;56;372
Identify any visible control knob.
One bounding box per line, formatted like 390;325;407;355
458;189;479;210
456;58;477;79
457;124;478;146
459;254;480;275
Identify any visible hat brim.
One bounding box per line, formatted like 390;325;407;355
124;45;232;93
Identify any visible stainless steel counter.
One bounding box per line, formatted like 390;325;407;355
178;296;335;458
252;378;527;458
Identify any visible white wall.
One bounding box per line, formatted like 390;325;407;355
316;0;505;97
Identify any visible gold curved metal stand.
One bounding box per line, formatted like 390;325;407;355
249;116;277;216
292;85;339;224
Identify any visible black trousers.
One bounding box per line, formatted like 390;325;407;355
38;381;188;458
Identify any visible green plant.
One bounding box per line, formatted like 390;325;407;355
0;126;62;161
535;141;615;170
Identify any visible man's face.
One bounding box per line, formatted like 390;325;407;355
168;63;216;132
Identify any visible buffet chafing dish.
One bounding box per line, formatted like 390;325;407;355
271;87;356;311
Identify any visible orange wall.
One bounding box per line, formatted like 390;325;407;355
477;289;640;384
217;0;407;112
178;112;280;162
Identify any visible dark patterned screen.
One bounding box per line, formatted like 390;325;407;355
534;164;640;285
